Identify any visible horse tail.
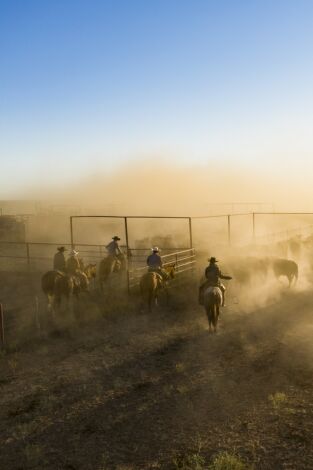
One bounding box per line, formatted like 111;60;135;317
213;302;219;328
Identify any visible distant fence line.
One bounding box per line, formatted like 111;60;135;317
69;212;313;249
1;212;313;271
0;242;197;294
0;241;192;271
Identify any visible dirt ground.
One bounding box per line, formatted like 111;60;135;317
1;276;313;469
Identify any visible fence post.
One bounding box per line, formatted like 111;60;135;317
124;217;129;255
34;296;40;332
0;304;4;349
188;217;193;248
227;215;231;246
252;212;256;242
70;216;74;248
26;243;30;270
124;217;131;295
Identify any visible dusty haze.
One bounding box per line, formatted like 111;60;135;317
1;161;307;246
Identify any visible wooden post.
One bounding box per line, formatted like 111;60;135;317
0;303;4;349
227;215;231;246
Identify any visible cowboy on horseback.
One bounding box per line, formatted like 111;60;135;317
199;257;232;307
147;247;168;281
106;236;123;258
53;246;67;272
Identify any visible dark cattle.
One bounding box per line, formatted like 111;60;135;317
271;258;298;287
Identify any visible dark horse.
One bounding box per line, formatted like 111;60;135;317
41;264;97;312
203;286;223;333
98;253;126;290
140;265;176;312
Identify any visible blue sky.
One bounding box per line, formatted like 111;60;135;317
1;0;313;194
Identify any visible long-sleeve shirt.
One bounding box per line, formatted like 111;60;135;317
53;252;66;271
147;253;163;269
66;256;81;274
205;263;228;284
106;240;122;257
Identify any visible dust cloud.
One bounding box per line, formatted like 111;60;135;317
3;159;311;246
2;159;313;318
22;160;307;216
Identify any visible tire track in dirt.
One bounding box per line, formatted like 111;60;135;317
1;290;313;469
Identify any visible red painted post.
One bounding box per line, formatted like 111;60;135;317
0;303;4;348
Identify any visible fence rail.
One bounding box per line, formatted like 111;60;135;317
127;248;196;291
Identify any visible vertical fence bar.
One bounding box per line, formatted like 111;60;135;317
252;212;256;242
26;243;30;270
188;217;193;248
70;216;74;248
124;217;129;253
227;215;231;246
0;303;4;349
34;296;40;332
124;217;130;295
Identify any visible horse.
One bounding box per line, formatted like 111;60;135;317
41;270;67;311
203;286;223;333
271;258;298;287
140;264;175;312
98;253;126;290
41;263;97;312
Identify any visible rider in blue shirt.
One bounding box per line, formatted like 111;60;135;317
147;247;168;280
147;247;163;270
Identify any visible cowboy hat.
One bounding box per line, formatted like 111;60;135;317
152;246;159;252
112;236;121;241
57;246;67;252
208;257;218;263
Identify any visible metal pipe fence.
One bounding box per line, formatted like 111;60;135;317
127;248;196;291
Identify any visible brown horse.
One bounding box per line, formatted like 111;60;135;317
98;253;126;290
41;264;97;311
140;264;175;312
41;270;67;311
203;286;223;333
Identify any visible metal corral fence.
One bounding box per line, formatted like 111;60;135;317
128;248;196;291
0;240;197;292
0;241;127;272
